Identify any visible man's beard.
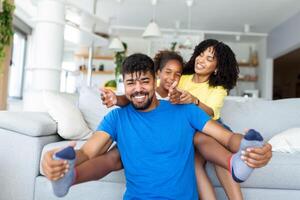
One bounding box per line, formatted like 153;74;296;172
130;92;154;110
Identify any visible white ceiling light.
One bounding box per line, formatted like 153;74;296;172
142;0;162;38
143;21;162;38
108;37;124;52
108;0;124;52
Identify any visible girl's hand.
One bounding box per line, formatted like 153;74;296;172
168;81;182;104
179;91;199;105
100;88;117;108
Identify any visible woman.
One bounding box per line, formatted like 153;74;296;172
169;39;242;199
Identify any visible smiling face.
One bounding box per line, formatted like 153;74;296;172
194;47;218;76
124;71;156;111
157;59;182;91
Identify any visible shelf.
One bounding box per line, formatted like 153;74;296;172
75;54;114;60
80;69;114;75
238;62;258;67
238;76;258;82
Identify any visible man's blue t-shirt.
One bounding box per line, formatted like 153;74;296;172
97;100;210;200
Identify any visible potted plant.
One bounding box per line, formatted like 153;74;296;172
104;42;127;91
0;0;14;73
0;0;14;110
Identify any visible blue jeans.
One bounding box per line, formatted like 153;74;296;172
216;118;232;131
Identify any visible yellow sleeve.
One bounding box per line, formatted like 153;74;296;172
206;87;227;120
178;75;191;90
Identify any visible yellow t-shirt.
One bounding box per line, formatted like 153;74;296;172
178;75;227;120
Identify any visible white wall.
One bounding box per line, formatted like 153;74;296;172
121;34;204;60
267;11;300;58
257;38;273;99
122;36;150;55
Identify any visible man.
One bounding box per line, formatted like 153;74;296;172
42;53;272;200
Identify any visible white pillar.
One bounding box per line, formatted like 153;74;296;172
23;0;65;111
31;0;65;91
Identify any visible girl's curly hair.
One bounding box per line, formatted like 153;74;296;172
184;39;239;90
153;50;184;73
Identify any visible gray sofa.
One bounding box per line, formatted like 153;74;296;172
0;98;300;200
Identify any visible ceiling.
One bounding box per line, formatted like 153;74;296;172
15;0;300;47
93;0;300;35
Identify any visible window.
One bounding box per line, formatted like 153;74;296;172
8;29;27;99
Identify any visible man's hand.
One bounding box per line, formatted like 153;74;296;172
42;148;69;181
42;142;76;181
242;143;272;168
100;88;117;108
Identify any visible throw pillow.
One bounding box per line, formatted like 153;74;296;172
43;91;93;140
78;87;114;131
268;127;300;153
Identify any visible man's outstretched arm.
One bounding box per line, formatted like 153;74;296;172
200;120;272;182
42;131;112;181
202;120;272;168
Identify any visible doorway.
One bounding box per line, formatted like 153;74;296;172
273;48;300;99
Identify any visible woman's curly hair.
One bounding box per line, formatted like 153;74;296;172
183;39;239;90
153;50;184;73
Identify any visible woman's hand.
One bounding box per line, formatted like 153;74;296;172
178;90;198;105
168;81;198;105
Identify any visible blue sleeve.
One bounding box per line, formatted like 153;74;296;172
187;104;211;132
96;109;118;141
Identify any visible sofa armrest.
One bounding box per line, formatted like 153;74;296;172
0;127;61;200
0;111;57;137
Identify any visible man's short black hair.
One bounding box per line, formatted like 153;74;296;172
121;53;155;78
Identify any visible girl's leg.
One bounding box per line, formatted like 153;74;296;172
74;146;123;185
214;165;243;200
195;150;217;200
194;132;231;169
194;132;243;200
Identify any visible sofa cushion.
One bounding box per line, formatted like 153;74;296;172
35;176;126;200
206;152;300;189
0;111;57;137
221;98;300;140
